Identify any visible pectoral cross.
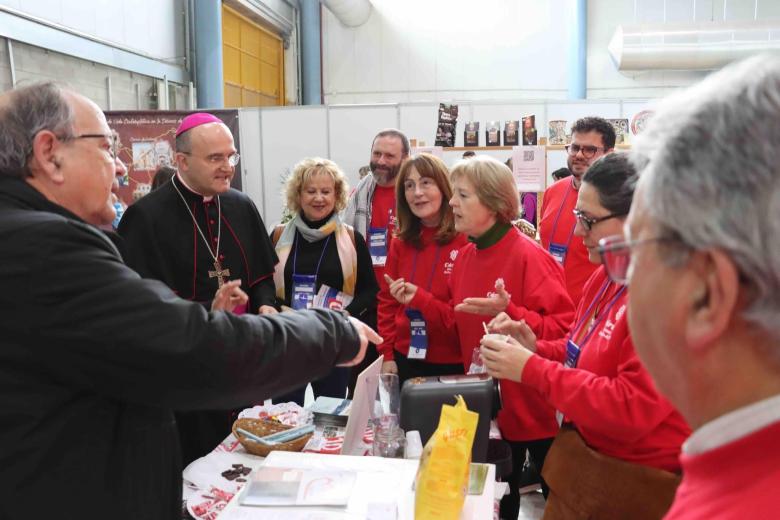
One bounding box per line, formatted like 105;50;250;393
209;260;231;288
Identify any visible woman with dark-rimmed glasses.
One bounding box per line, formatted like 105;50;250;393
481;153;690;520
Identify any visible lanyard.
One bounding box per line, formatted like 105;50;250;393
292;232;332;280
549;180;577;252
409;245;442;293
570;281;627;348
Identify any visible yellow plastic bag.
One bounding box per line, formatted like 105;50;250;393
414;395;479;520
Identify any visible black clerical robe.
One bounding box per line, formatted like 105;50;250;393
118;175;277;312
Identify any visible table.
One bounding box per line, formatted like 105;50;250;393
182;434;496;519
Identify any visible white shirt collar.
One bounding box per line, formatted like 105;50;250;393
175;172;214;202
683;393;780;455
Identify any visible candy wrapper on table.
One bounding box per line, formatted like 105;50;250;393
238;401;312;427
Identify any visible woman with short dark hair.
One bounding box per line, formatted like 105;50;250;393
482;153;691;520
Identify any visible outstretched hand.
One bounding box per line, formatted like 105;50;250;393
338;317;383;367
211;280;249;312
455;278;511;316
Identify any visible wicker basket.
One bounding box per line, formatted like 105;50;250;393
232;418;313;457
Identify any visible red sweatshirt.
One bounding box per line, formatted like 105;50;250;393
377;227;467;364
539;177;598;307
411;226;574;441
664;420;780;519
523;266;690;471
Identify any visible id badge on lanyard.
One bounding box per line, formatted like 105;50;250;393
368;226;388;267
291;273;316;310
564;339;581;368
557;338;582;425
548;184;575;266
548;243;568;265
405;309;428;359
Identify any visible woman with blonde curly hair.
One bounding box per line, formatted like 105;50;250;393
271;157;378;403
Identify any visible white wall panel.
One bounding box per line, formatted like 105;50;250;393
259;106;329;226
328;105;399;188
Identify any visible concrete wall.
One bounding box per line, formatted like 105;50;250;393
0;38;189;110
322;0;780;103
0;0;185;62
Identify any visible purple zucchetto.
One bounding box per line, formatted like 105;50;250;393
175;112;223;137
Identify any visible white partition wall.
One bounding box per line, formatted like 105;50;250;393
258;106;329;227
328;105;400;187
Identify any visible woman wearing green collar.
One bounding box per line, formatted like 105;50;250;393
448;156;574;519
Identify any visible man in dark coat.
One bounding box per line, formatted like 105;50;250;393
0;82;379;520
119;113;281;465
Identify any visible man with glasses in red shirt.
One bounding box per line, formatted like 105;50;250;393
540;117;615;306
119;113;280;464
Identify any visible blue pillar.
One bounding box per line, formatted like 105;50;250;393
567;0;587;99
194;0;224;109
300;0;322;105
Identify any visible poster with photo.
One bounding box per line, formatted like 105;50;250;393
485;121;501;147
434;103;458;148
504;120;520;146
512;145;545;192
522;115;538;145
105;110;241;207
464;122;480;147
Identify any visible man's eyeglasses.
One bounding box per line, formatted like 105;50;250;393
565;143;606;159
181;152;240;167
573;209;625;231
598;235;679;284
60;133;120;159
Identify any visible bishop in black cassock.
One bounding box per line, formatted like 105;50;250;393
118;174;276;312
118;113;279;465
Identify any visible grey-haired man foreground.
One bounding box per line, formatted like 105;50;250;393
625;53;780;518
0;82;380;519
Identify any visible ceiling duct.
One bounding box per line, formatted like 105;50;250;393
322;0;372;27
609;20;780;71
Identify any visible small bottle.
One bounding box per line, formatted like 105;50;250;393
372;423;405;458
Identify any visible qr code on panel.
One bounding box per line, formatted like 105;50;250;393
523;150;535;161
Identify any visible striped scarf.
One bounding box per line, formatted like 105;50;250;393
273;212;357;300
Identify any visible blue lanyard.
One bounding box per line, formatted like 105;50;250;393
549;180;577;251
569;281;627;348
409;245;442;292
292;232;332;280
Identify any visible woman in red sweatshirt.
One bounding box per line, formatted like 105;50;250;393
481;153;691;520
377;153;467;385
446;156;575;520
